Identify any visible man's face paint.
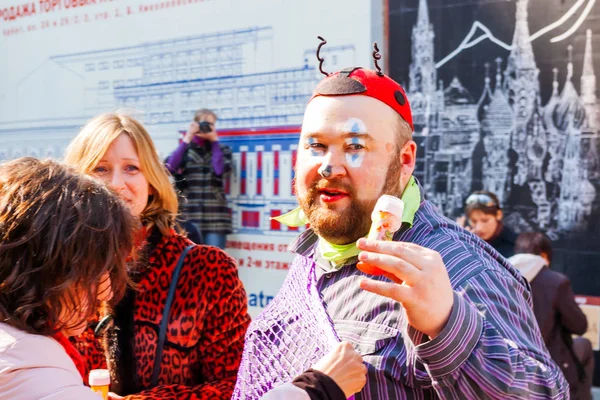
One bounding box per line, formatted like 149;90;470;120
318;164;333;178
306;136;334;178
346;118;367;135
345;137;366;168
343;118;367;168
307;137;323;158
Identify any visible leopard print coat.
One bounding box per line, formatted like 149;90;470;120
71;229;251;399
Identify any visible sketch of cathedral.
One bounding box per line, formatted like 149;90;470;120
408;0;600;234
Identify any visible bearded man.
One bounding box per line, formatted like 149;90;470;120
233;63;567;399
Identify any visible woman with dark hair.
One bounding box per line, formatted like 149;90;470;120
509;232;593;400
459;190;517;258
0;157;136;400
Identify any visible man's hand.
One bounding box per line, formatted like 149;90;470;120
108;393;124;399
357;238;454;339
183;122;218;143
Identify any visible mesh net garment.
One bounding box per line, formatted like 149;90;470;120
232;255;341;399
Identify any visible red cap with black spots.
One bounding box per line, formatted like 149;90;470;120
309;67;414;132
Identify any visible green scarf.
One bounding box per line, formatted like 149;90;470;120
273;176;421;264
318;239;362;265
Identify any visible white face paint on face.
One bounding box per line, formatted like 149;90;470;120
344;118;367;135
345;136;367;168
343;118;367;168
307;137;324;158
306;136;336;178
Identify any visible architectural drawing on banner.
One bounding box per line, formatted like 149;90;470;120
40;26;339;129
225;134;305;236
408;0;599;235
0;26;356;236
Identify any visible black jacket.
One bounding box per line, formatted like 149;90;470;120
530;268;588;395
488;225;517;258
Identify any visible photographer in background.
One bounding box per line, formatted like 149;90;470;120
166;109;233;249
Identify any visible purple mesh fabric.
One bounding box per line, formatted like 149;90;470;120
233;255;341;399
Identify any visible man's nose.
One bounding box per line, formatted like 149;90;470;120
319;151;347;179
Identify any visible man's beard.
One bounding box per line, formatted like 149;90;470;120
296;156;403;245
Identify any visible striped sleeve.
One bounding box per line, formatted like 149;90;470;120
413;271;568;399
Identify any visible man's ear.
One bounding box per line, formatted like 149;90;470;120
496;209;503;221
400;140;417;188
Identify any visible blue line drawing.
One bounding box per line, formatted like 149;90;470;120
0;26;356;236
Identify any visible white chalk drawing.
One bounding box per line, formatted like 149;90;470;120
407;0;599;235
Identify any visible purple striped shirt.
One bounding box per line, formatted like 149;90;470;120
287;199;568;399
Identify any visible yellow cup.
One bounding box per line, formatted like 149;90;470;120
89;369;110;400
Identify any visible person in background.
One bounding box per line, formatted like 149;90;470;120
65;113;250;400
509;232;594;400
178;215;203;244
459;190;517;258
0;157;136;400
165;109;232;249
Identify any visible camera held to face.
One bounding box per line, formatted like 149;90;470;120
197;121;213;134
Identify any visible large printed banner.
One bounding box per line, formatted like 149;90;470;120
0;0;383;317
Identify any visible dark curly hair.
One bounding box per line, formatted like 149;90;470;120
0;157;137;335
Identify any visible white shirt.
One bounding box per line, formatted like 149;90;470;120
0;322;101;400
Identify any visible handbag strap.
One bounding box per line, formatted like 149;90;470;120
151;244;195;386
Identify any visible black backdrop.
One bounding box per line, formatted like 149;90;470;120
389;0;600;385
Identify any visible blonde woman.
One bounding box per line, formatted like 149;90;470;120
65;113;250;400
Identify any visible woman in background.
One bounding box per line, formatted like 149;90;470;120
0;157;135;400
65;113;250;400
459;190;517;258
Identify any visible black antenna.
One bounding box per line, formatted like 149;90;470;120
373;42;383;76
316;36;329;76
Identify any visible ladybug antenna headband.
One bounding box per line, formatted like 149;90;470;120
316;36;385;76
311;36;414;131
316;36;329;76
372;42;383;76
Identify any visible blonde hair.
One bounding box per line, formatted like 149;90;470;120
64;113;178;236
193;108;217;122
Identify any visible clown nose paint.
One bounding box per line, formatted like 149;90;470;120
318;164;333;178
